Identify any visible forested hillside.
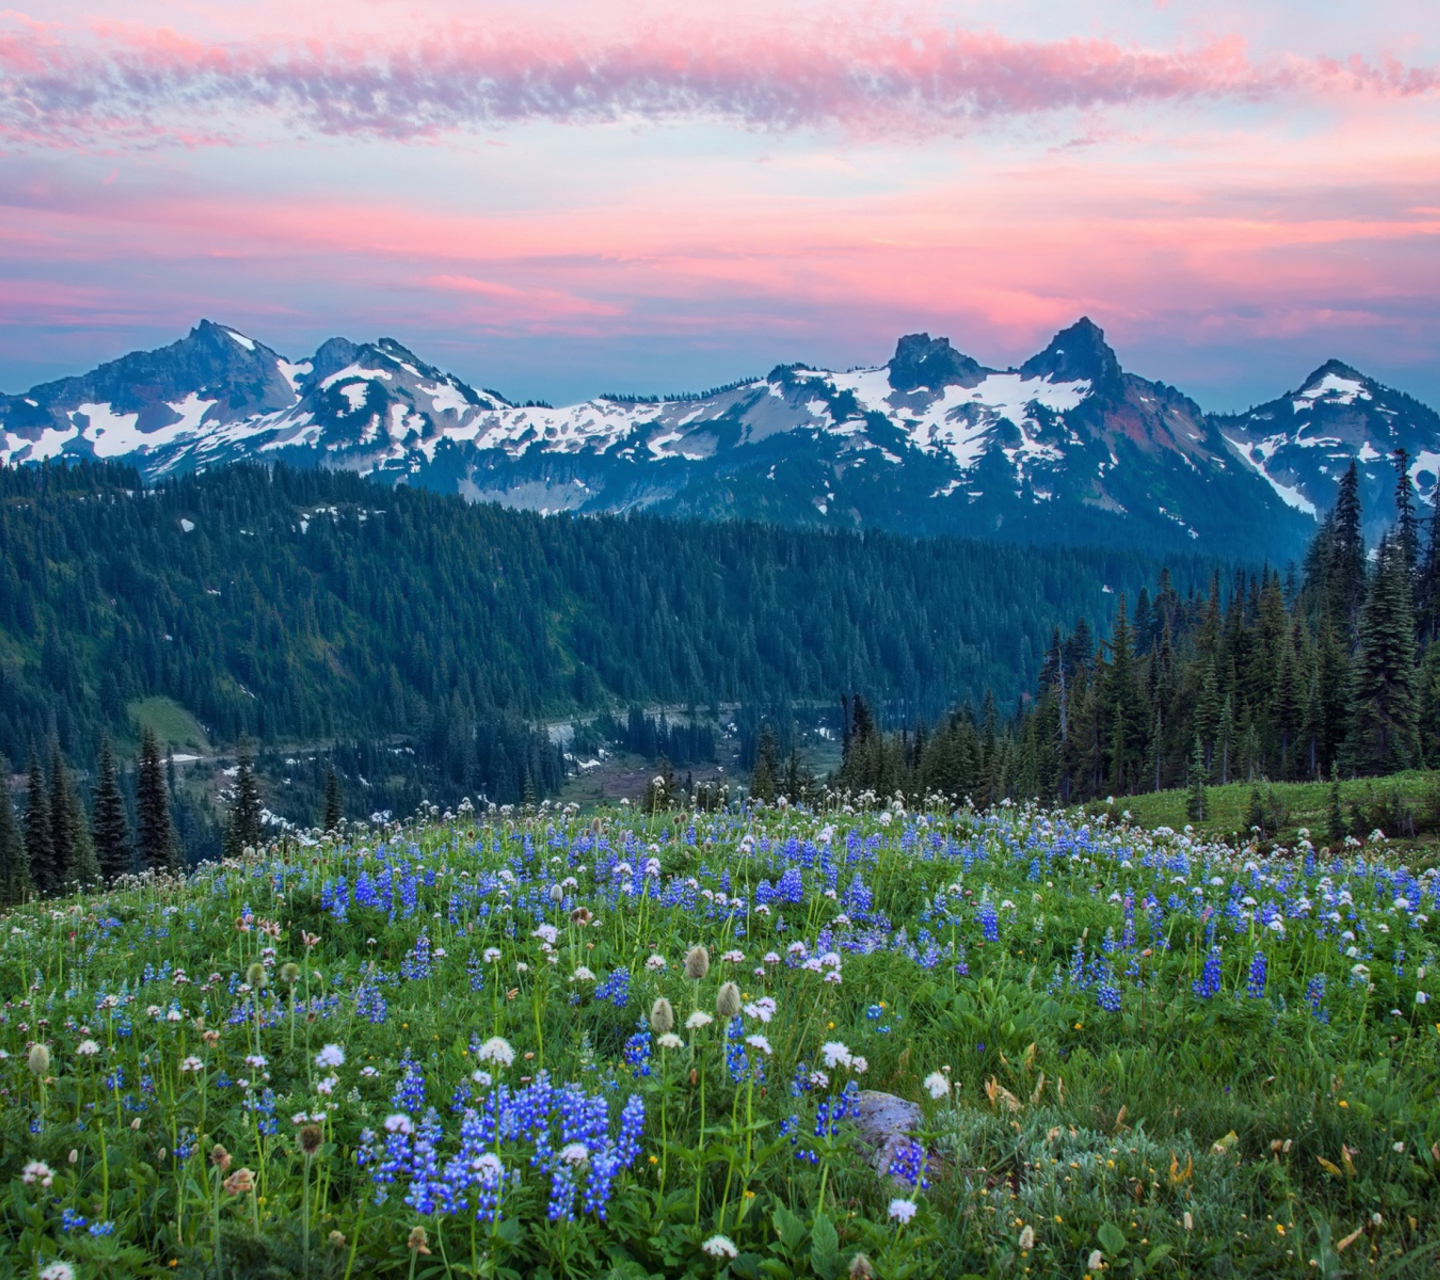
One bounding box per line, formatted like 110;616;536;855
0;461;1206;782
833;458;1440;819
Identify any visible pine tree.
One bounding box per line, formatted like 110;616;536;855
782;748;804;804
91;736;132;883
323;765;343;831
1418;508;1440;644
64;775;101;889
0;757;31;905
1350;536;1420;773
1393;448;1420;586
136;727;181;875
1328;462;1367;639
24;749;55;895
1327;764;1347;848
1246;784;1268;839
1106;596;1140;792
1215;693;1235;785
1185;736;1208;824
224;738;264;856
750;725;779;803
48;745;75;890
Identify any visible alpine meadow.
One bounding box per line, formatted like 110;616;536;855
4;1;1440;1278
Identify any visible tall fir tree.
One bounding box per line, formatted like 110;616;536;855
24;749;56;895
749;725;779;803
48;744;76;890
63;770;101;888
1350;536;1420;773
1392;448;1420;587
323;765;344;831
91;736;132;883
224;738;265;857
1328;462;1367;639
0;756;31;905
1185;736;1208;823
136;727;181;875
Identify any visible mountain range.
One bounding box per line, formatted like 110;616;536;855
3;317;1435;559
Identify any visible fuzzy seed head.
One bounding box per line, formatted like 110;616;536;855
650;997;676;1035
684;945;711;981
279;962;301;984
716;981;742;1018
245;962;267;990
26;1043;49;1076
299;1124;323;1157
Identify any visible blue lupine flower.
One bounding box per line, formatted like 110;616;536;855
1193;948;1223;1000
1247;951;1268;999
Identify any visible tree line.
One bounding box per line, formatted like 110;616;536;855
829;455;1440;807
0;729;283;904
0;458;1207;779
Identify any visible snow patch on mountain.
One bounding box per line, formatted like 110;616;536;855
1221;432;1319;516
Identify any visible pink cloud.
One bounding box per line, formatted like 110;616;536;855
1;15;1437;148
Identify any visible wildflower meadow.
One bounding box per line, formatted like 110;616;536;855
2;798;1438;1279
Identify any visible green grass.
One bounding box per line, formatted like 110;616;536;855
1096;770;1440;845
126;696;211;754
1;801;1437;1278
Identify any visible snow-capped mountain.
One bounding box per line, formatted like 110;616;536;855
2;317;1431;559
1215;361;1440;544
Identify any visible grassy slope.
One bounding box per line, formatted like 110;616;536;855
1097;770;1440;845
126;696;212;754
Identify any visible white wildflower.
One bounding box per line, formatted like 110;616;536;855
888;1198;917;1223
476;1037;516;1067
820;1041;853;1069
702;1235;739;1259
314;1044;345;1068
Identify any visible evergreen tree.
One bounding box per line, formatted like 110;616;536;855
1393;448;1420;586
224;738;265;857
750;725;779;803
91;736;132;883
24;749;55;895
782;748;805;804
1215;693;1235;785
1327;765;1347;848
323;765;344;831
0;757;31;905
1245;784;1268;839
48;744;75;890
1350;536;1420;773
1328;462;1367;638
1185;736;1208;824
63;772;101;889
136;727;181;875
1419;506;1440;644
1105;597;1141;793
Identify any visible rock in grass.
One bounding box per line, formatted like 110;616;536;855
852;1090;923;1180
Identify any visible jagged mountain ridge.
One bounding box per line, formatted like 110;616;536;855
1214;361;1440;545
1;317;1429;558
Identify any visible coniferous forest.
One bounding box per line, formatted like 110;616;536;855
835;456;1440;809
1;454;1437;895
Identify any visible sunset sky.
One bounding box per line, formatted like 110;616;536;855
2;0;1438;408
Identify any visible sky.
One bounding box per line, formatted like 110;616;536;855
1;1;1438;410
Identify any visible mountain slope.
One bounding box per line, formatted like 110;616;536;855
1216;361;1440;543
4;318;1430;559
